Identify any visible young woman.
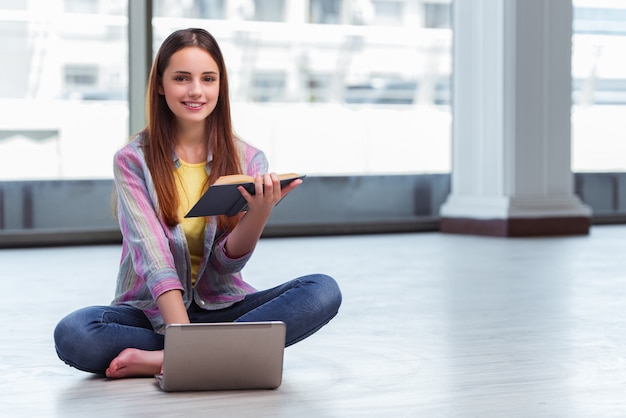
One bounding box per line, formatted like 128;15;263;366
54;28;342;379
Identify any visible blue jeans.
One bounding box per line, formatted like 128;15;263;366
54;274;342;374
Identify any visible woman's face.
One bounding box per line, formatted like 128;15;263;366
159;46;220;128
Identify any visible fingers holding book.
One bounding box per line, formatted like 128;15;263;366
185;172;305;218
238;173;302;214
277;174;303;198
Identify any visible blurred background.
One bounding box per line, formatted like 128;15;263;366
0;0;625;244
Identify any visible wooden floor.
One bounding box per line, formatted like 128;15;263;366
2;225;626;417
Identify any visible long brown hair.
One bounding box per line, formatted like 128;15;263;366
143;28;242;231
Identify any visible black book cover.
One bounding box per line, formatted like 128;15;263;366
185;174;305;218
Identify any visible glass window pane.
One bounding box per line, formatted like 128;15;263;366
153;0;225;19
253;0;285;22
572;0;626;172
423;2;451;29
152;0;452;175
310;0;342;24
370;1;404;26
0;0;129;180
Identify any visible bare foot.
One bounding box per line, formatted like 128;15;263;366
105;348;164;379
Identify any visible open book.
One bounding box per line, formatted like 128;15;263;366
185;173;305;218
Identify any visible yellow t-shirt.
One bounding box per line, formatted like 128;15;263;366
174;159;208;287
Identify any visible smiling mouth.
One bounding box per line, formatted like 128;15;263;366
184;102;204;108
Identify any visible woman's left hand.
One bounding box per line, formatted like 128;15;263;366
225;173;302;258
238;173;302;216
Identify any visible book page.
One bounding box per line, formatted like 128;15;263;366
214;174;254;185
213;173;302;186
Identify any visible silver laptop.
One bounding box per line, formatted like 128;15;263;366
154;321;286;392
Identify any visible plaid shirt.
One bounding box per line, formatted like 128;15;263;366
111;133;267;333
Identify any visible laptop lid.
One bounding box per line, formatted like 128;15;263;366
155;321;286;392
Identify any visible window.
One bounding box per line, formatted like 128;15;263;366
153;0;225;19
310;0;342;24
571;0;626;172
154;0;452;175
250;72;287;102
370;0;404;26
0;0;129;179
574;6;626;35
253;0;285;22
64;64;98;88
1;0;453;179
423;2;451;29
307;73;334;102
64;0;99;14
344;78;418;105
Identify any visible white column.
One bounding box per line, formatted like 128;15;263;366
439;0;591;236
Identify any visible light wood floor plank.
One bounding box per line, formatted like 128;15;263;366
2;226;626;417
